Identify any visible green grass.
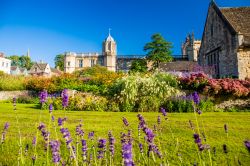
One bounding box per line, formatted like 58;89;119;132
0;103;250;165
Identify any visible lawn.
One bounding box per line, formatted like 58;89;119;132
0;103;250;165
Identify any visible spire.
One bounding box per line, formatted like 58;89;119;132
109;28;112;36
105;28;115;42
27;48;30;57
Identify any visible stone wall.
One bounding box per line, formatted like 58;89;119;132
237;48;250;79
0;91;36;101
198;3;238;78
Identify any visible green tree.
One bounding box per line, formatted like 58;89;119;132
7;55;33;69
130;59;148;73
8;55;20;66
19;55;33;70
54;54;64;71
144;33;173;69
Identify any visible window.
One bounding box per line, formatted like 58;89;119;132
2;62;4;67
68;61;70;66
35;67;38;72
91;59;95;67
206;49;220;78
6;63;8;68
79;60;83;68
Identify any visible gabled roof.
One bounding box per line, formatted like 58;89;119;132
34;63;49;71
220;7;250;35
200;1;250;51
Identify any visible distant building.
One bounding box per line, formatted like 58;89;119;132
10;66;28;76
64;31;116;73
0;53;11;74
198;1;250;79
181;33;201;61
29;62;51;77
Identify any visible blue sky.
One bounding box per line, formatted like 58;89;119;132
0;0;250;67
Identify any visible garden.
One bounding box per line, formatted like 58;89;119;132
0;66;250;165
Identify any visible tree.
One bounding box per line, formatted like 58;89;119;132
130;59;148;73
144;33;173;69
7;55;33;70
54;54;65;71
8;55;20;66
19;55;33;70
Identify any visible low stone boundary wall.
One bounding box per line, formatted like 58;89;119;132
0;91;36;101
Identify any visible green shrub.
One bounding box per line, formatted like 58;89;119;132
0;75;25;91
110;72;180;112
44;93;108;111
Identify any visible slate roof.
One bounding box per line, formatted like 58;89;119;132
159;61;198;72
36;63;48;71
220;7;250;45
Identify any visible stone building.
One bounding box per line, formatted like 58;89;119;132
198;1;250;79
64;32;116;73
181;33;201;61
29;62;52;77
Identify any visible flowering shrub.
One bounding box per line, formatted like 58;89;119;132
110;72;180;112
179;73;250;98
44;93;108;111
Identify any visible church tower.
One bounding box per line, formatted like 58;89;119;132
102;29;117;71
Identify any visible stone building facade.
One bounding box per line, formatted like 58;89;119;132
64;32;116;73
198;1;250;79
181;33;201;61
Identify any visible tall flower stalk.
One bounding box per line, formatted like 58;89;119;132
62;89;69;119
13;97;24;165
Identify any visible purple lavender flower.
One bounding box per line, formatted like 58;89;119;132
76;124;84;137
197;110;202;115
224;124;228;133
108;131;115;157
139;143;143;153
192;92;200;105
49;104;53;113
153;145;162;158
60;128;73;150
38;123;49;150
160;107;167;117
122;117;129;127
88;131;94;140
50;140;61;164
61;89;69;108
51;116;55;122
122;143;133;166
81;139;87;162
32;136;36;146
13;97;16;107
97;139;107;159
137;114;146;130
39;90;48;104
145;128;155;143
121;132;126;144
1;122;10;144
193;134;201;144
58;118;66;126
244;140;250;152
157;116;161;125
